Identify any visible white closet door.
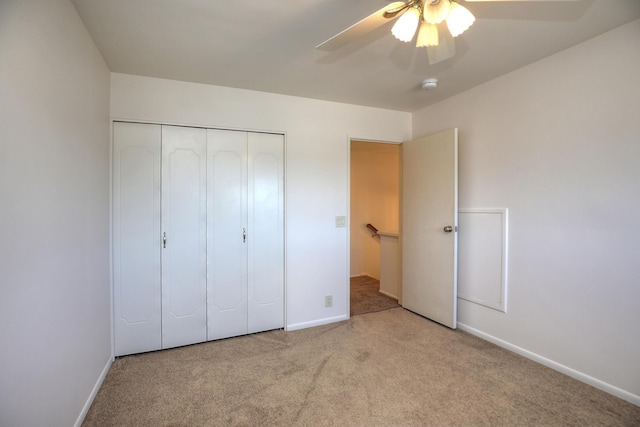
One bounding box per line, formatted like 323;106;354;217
113;122;162;356
206;129;249;340
247;133;284;333
161;125;208;349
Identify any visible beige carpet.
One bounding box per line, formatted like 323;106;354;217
84;308;640;426
350;275;399;316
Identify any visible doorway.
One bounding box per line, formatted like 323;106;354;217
348;129;459;328
349;140;401;316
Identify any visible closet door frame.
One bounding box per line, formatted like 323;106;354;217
111;120;287;353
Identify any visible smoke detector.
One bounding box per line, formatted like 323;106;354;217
421;78;438;91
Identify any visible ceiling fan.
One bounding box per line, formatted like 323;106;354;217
316;0;579;65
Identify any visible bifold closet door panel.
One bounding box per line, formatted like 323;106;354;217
206;129;249;341
162;125;207;349
113;122;162;356
248;132;285;333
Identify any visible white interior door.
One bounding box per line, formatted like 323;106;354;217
161;125;208;348
247;132;284;333
113;122;162;356
402;128;458;329
206;129;249;340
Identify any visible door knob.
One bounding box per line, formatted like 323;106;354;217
443;226;453;233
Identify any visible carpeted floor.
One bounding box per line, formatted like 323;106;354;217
83;308;640;426
350;275;399;316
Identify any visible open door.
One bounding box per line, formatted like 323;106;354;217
402;129;458;329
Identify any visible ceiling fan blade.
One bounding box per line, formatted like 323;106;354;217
426;25;456;65
316;1;409;51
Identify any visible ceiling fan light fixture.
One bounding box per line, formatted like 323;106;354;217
416;22;439;47
446;1;475;37
424;0;450;25
391;7;421;42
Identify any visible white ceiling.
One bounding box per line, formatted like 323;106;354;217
71;0;640;112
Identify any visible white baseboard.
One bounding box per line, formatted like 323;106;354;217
379;290;398;300
74;356;113;427
350;273;379;279
286;315;348;331
457;322;640;407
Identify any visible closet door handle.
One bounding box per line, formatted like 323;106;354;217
163;232;167;248
243;228;246;243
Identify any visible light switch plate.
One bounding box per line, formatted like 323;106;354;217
335;216;347;227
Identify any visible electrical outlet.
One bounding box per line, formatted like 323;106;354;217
335;216;346;227
325;295;333;308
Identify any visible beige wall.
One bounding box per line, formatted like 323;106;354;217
413;19;640;404
350;141;400;279
0;0;112;425
110;73;412;331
